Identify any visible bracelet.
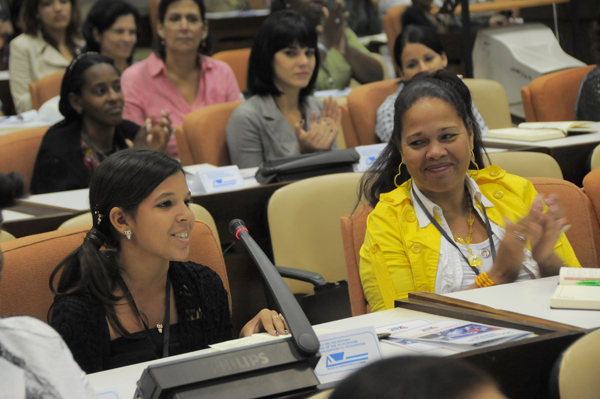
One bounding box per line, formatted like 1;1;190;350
318;42;330;56
475;271;495;288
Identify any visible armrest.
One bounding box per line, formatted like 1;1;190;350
276;266;327;287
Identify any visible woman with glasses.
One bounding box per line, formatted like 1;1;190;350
120;0;241;158
82;0;140;72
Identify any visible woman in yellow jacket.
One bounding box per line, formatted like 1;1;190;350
359;70;580;312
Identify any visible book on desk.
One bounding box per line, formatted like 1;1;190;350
487;121;597;141
551;267;600;311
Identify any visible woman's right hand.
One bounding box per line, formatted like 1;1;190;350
294;97;341;154
320;0;347;52
488;198;545;285
128;109;172;152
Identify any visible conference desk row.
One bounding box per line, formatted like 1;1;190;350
4;130;600;329
87;276;599;399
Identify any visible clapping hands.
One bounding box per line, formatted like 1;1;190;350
294;97;341;154
127;109;173;152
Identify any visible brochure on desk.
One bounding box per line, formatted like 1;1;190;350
378;319;533;352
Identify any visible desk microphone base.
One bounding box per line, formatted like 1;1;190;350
135;338;321;399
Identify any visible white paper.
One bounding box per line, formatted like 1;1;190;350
191;165;246;195
314;326;382;384
353;143;387;172
209;333;290;351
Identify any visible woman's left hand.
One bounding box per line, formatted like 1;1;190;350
530;194;568;265
294;97;341;154
128;109;173;152
239;308;289;338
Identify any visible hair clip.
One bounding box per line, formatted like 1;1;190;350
94;209;103;225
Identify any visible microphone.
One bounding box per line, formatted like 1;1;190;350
229;219;320;356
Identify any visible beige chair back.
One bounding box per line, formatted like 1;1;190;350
57;204;221;248
487;151;563;179
463;78;512;129
0;230;16;243
589;144;600;170
554;328;600;399
268;173;363;294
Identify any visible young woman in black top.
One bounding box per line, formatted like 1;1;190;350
49;148;288;373
30;52;171;194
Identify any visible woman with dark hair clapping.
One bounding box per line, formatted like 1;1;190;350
30;53;171;194
226;10;341;168
360;70;579;312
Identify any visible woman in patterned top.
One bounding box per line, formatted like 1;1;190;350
30;52;172;194
375;25;488;143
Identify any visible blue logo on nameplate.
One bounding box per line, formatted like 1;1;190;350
315;326;382;384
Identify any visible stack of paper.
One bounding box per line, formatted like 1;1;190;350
487;121;597;141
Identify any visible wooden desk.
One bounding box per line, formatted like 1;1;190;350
207;10;269;54
456;0;568;14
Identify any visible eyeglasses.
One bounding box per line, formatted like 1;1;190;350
164;15;203;29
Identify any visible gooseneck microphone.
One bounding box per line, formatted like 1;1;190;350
229;219;320;356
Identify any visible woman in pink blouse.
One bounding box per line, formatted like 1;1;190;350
121;0;241;158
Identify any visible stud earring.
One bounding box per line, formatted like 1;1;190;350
285;2;290;8
124;230;132;240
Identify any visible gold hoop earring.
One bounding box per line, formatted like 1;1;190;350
470;150;479;176
394;161;404;188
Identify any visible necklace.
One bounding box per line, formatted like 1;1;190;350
453;194;483;269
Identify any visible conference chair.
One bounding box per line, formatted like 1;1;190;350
589;144;600;170
521;65;596;122
340;103;360;148
582;168;600;267
0;220;230;322
268;172;364;322
487;151;563;179
0;126;49;192
550;328;600;399
29;71;64;111
178;102;242;167
346;79;398;146
0;230;15;243
212;48;251;92
341;177;599;316
463;78;512;129
382;4;409;72
57;203;222;248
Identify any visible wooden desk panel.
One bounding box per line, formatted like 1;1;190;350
456;0;569;13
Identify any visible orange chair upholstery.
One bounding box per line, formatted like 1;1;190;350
172;125;195;166
340;203;373;316
582;168;600;267
382;5;409;73
212;48;251;92
29;71;64;110
347;79;398;146
148;0;160;38
340;103;359;148
520;65;596;122
0;220;230;322
340;177;599;316
180;101;242;166
0;126;49;191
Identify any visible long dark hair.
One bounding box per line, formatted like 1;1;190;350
247;10;319;99
361;70;488;208
154;0;207;60
82;0;140;65
58;52;119;123
22;0;82;57
394;25;445;73
0;172;25;209
330;356;500;399
49;148;184;338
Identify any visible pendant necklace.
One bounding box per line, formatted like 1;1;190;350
453;193;484;269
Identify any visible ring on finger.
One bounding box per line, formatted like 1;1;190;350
272;314;280;320
513;231;526;242
335;17;340;24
